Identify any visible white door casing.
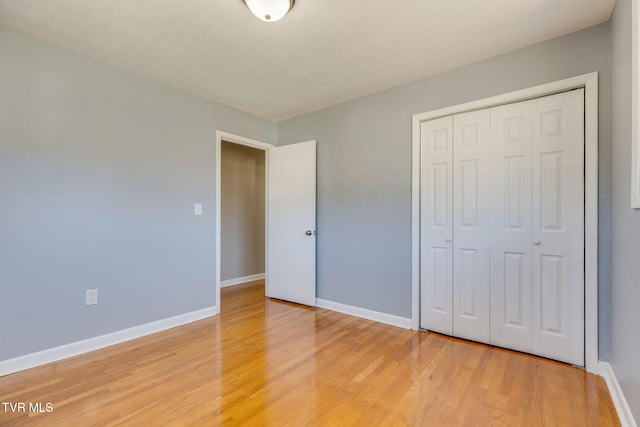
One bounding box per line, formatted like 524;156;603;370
452;110;492;344
267;140;317;306
420;116;453;334
412;73;598;373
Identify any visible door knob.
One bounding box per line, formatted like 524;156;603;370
445;237;452;243
533;239;541;245
305;230;314;236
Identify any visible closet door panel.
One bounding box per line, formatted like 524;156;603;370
490;102;534;353
420;116;454;334
452;110;491;344
531;89;584;365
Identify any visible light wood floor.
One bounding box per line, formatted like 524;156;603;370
0;280;619;426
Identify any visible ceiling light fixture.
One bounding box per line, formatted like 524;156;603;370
242;0;295;23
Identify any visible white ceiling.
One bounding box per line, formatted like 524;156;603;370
0;0;615;121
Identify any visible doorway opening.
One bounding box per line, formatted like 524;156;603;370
221;141;265;286
215;131;274;314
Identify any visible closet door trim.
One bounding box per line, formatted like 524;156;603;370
411;72;599;373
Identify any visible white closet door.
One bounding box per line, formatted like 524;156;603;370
490;101;534;354
420;116;453;334
531;89;584;365
452;110;491;343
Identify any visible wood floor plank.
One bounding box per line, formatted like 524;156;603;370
0;280;620;426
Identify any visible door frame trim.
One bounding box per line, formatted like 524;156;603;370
410;72;599;373
215;131;274;314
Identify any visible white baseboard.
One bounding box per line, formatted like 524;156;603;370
316;298;412;329
221;273;265;288
0;306;217;378
599;361;638;427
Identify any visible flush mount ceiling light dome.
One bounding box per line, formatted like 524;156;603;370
242;0;295;22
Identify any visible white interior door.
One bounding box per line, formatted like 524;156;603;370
420;116;453;334
531;89;584;365
267;140;316;306
490;90;584;365
452;110;491;344
490;100;535;354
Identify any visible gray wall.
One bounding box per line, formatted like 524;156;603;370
278;24;612;358
610;0;640;420
0;25;276;361
221;141;265;281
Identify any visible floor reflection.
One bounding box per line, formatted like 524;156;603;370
0;280;619;426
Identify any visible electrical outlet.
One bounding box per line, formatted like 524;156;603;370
194;203;203;216
85;289;98;306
